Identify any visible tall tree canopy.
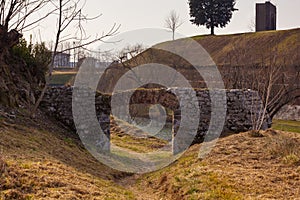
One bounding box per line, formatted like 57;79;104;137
188;0;237;35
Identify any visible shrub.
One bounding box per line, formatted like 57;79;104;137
11;38;51;84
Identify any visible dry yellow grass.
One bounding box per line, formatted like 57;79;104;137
133;130;300;200
1;107;300;199
123;28;300;69
0;109;133;200
52;70;77;75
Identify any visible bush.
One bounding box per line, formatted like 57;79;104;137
11;38;51;84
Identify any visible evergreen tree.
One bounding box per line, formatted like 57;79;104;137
188;0;237;35
12;38;51;84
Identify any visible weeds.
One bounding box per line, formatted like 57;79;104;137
268;135;300;165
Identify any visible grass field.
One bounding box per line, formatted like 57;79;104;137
272;119;300;133
49;71;77;85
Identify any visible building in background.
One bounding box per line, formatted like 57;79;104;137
53;52;71;68
256;1;277;32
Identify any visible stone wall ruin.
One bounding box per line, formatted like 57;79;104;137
41;86;272;154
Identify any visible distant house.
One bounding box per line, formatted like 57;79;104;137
53;52;71;68
256;1;277;32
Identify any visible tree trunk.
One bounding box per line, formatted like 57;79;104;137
211;26;215;35
30;0;63;118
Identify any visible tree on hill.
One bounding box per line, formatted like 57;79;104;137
188;0;237;35
164;10;183;40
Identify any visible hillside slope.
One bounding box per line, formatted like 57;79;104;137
1;106;300;199
191;28;300;67
99;28;300;93
128;28;300;68
0;107;134;199
134;130;300;200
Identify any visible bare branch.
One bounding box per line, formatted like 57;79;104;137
30;0;120;117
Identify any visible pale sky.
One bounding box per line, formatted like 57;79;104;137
26;0;300;50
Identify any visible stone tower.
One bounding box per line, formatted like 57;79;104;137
256;1;277;32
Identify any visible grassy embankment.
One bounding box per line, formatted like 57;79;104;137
1;107;300;199
0;109;134;199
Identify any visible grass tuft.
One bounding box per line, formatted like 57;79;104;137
268;134;300;165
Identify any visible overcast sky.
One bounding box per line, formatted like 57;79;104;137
27;0;300;50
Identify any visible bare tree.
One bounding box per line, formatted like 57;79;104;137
116;44;147;86
30;0;120;117
0;0;58;58
221;44;300;130
0;0;55;32
117;44;146;64
164;10;183;40
250;56;281;131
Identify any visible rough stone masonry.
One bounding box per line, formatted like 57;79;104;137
41;86;272;154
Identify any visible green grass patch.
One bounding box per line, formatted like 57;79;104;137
49;74;76;85
272;120;300;133
111;133;168;153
